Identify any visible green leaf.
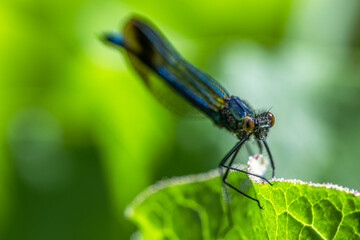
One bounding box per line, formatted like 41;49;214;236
125;170;360;240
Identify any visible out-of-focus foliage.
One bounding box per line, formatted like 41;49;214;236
126;170;360;239
0;0;359;239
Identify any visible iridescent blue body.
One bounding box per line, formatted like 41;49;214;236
103;17;276;208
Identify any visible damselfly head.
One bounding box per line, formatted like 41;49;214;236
252;112;275;139
242;116;255;133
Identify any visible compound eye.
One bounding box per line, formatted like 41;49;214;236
242;116;254;133
267;112;275;127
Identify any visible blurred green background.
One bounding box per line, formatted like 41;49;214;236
1;0;360;239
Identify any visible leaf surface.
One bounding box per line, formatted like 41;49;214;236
126;170;360;240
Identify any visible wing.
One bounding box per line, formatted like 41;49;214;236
104;17;230;120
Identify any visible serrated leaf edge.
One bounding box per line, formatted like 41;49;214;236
269;178;359;196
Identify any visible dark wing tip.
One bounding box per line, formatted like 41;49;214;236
126;15;151;28
101;16;147;48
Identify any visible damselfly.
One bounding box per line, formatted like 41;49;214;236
103;17;275;209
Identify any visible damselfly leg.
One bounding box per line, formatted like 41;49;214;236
219;138;273;209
